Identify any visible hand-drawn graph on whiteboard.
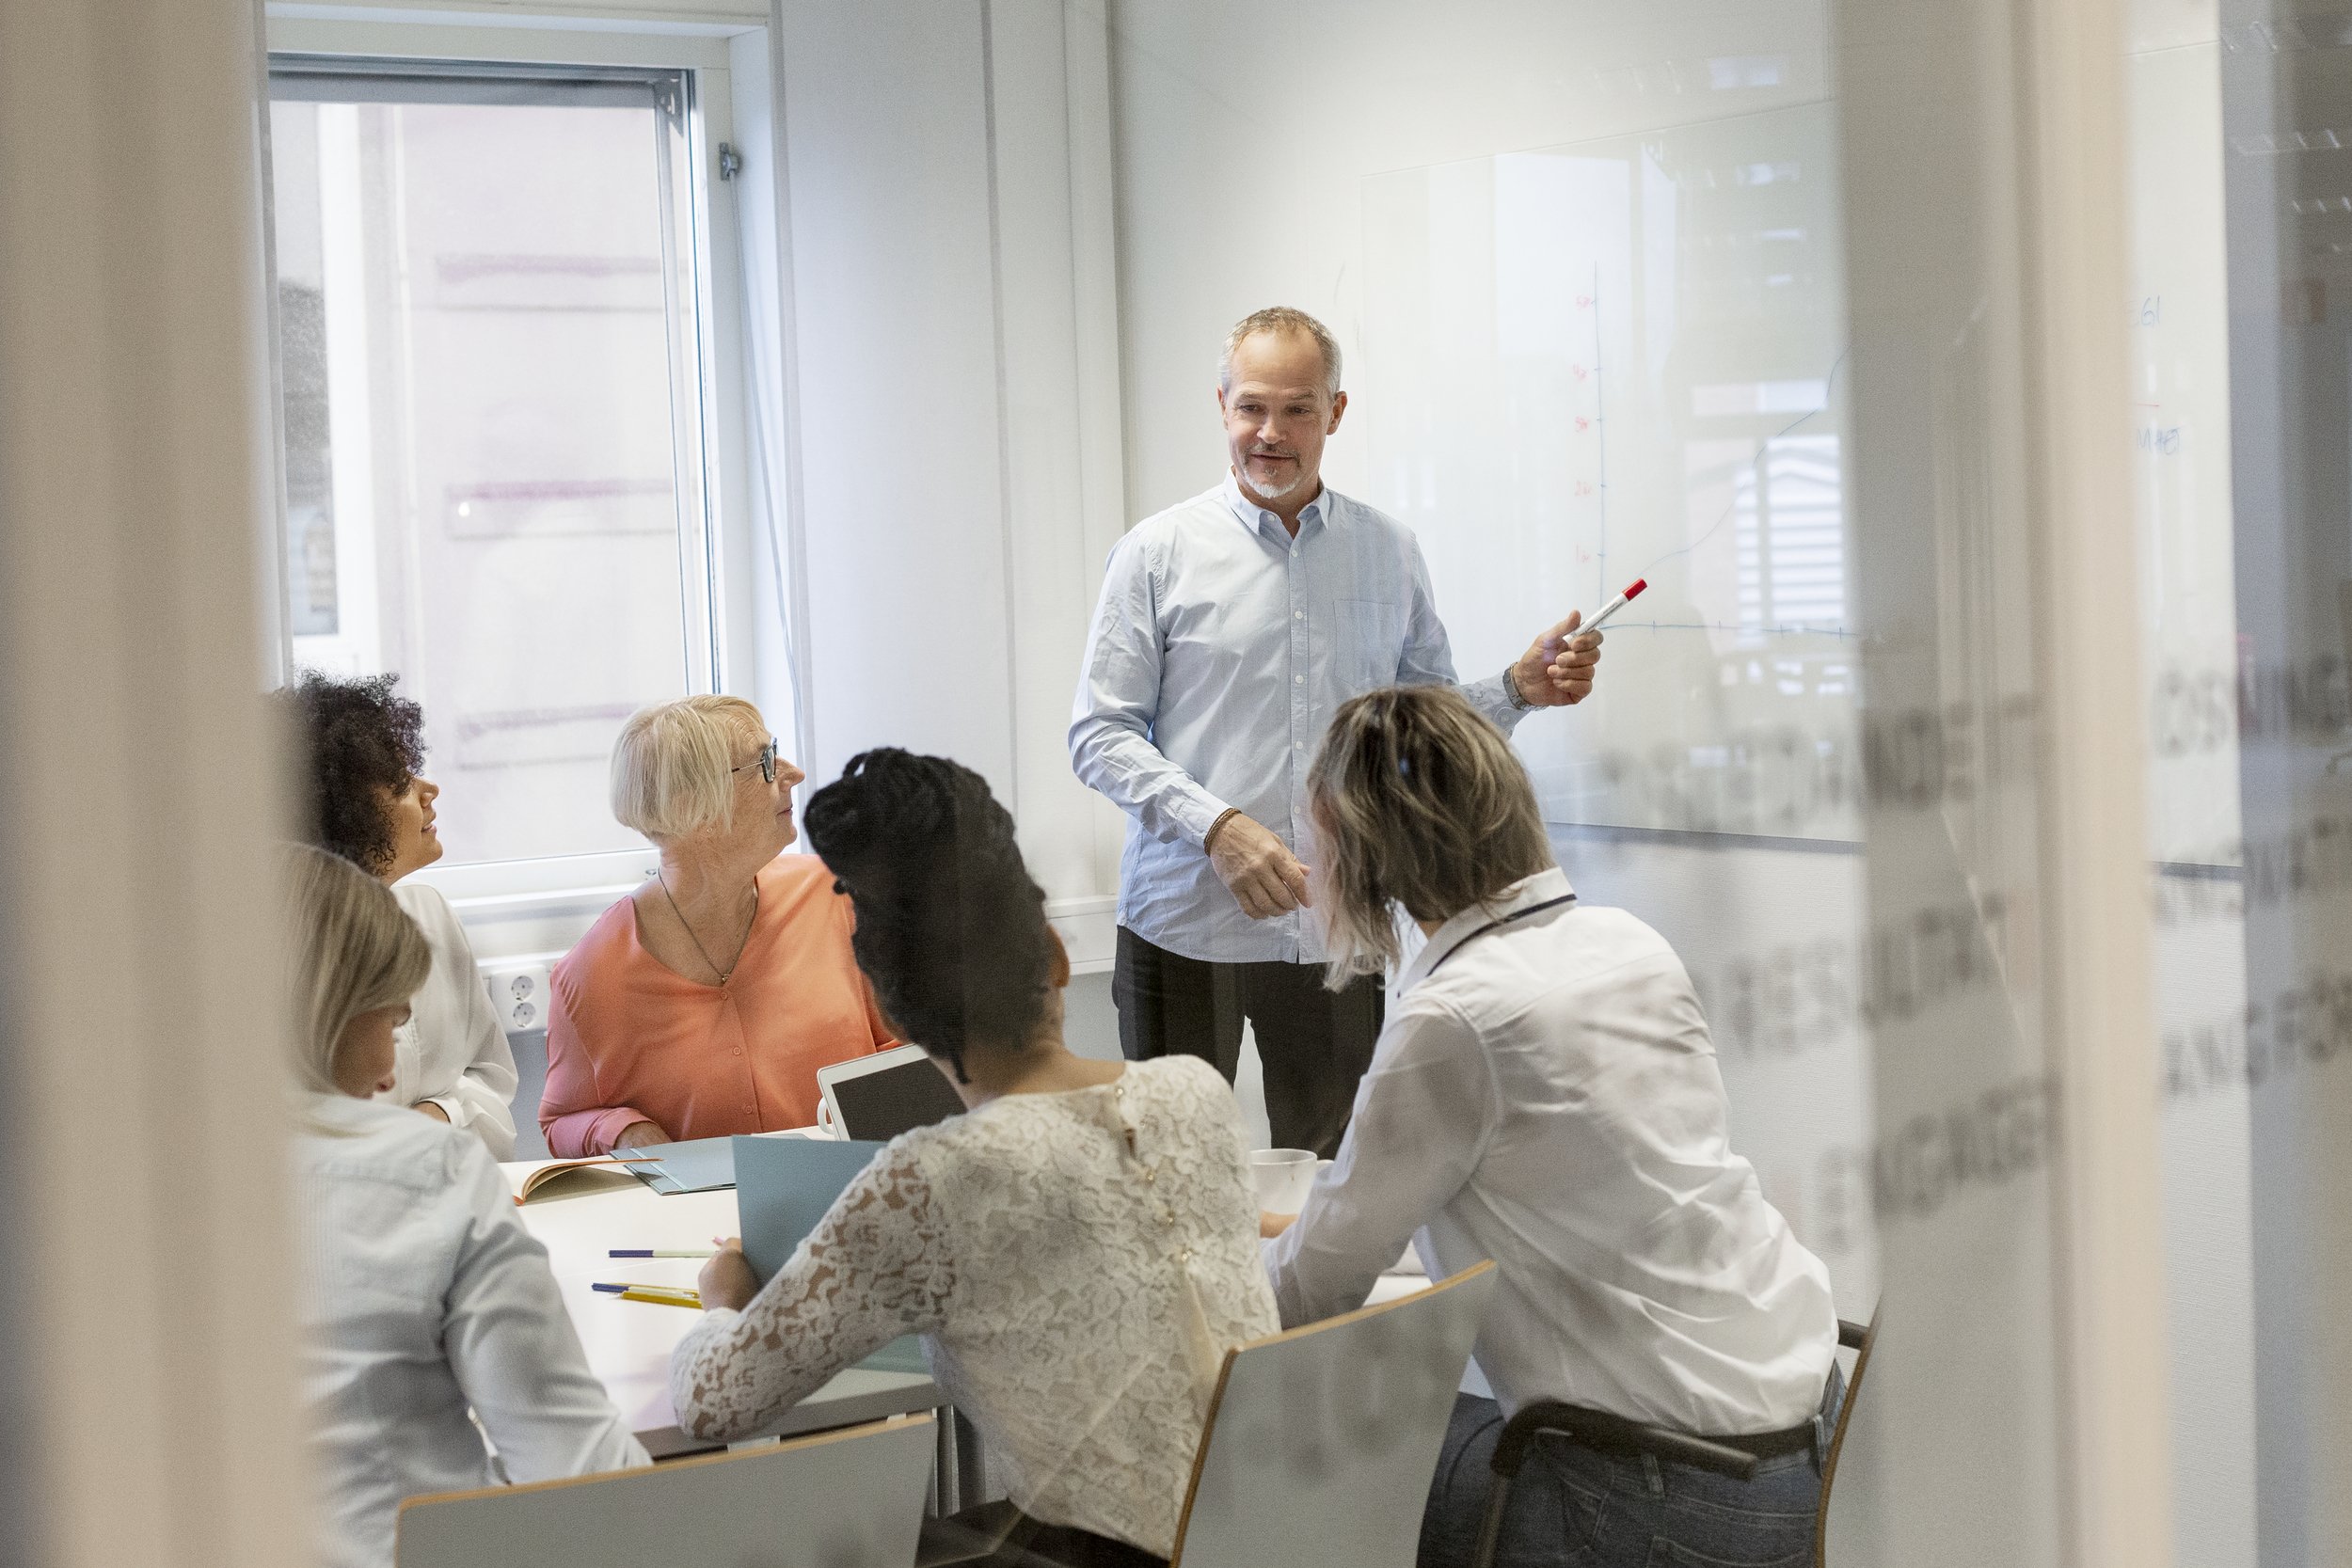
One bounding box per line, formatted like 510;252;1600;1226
1359;103;1857;839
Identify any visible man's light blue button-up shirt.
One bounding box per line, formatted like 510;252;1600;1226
1070;473;1526;964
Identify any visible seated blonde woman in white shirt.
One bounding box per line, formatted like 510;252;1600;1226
673;750;1278;1568
281;671;519;1156
282;846;645;1568
1263;687;1839;1568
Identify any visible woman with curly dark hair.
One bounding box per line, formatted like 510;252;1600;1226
278;671;519;1157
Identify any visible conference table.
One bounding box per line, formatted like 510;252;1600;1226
502;1145;1436;1504
501;1155;951;1465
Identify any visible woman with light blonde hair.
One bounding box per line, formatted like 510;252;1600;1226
539;696;893;1154
1263;686;1839;1568
283;846;644;1568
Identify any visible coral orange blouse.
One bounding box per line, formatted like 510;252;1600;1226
540;854;893;1156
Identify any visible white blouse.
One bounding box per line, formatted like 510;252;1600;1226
670;1055;1279;1558
389;880;519;1158
1264;867;1839;1436
294;1094;646;1568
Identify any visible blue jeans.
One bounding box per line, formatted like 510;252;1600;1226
1419;1370;1842;1568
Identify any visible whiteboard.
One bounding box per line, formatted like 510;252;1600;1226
1359;103;1855;839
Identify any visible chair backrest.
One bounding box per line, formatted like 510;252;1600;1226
1815;1313;1880;1568
396;1414;935;1568
1169;1262;1498;1568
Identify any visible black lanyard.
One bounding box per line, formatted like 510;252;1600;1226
1424;894;1578;974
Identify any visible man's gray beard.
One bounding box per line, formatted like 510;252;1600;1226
1243;455;1307;500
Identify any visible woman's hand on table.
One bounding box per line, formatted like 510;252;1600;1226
699;1237;759;1312
612;1119;670;1149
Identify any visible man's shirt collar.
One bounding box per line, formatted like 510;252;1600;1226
1219;468;1333;543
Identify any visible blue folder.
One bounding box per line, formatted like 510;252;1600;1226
621;1135;742;1196
732;1135;928;1375
733;1135;886;1279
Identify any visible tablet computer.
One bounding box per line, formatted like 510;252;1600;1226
817;1044;966;1142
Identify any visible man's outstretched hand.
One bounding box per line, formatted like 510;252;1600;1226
1511;610;1604;706
1206;812;1311;920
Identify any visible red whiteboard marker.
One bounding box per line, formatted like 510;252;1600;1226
1581;578;1646;632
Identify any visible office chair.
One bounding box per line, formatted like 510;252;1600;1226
1814;1313;1878;1568
922;1263;1500;1568
396;1415;935;1568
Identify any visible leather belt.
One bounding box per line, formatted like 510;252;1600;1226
1708;1421;1820;1462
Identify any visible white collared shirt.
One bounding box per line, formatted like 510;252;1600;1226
1263;867;1838;1435
389;880;519;1158
1069;474;1523;963
294;1094;647;1568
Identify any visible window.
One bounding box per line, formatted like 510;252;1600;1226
1732;434;1844;639
267;58;720;866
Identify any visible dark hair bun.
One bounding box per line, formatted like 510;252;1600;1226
804;749;1052;1081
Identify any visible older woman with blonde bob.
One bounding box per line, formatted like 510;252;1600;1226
539;696;892;1155
1262;686;1838;1568
285;846;644;1568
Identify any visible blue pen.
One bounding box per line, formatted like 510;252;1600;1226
608;1248;716;1259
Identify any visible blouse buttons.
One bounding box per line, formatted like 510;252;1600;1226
1143;1169;1157;1184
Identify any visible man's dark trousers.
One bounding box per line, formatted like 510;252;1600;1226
1111;926;1383;1158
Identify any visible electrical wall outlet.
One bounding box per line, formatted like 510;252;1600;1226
481;959;555;1034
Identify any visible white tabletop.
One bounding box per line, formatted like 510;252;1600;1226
504;1159;943;1454
506;1155;1460;1455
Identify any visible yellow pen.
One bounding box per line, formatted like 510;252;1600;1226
594;1281;703;1307
618;1289;703;1308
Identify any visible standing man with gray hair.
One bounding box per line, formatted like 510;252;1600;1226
1070;306;1604;1157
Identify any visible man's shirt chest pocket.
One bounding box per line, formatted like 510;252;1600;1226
1334;597;1406;690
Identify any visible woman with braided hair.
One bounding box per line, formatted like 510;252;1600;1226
671;749;1278;1568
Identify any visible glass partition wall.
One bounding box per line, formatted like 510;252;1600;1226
1110;0;2339;1559
2212;5;2352;1562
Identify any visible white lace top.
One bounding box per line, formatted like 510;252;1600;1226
670;1056;1278;1556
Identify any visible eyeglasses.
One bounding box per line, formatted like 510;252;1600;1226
732;736;782;785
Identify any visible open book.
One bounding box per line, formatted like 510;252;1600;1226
506;1153;660;1205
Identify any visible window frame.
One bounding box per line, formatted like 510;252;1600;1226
261;8;778;950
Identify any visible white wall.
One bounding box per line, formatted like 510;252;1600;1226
1105;0;1832;525
766;0;1129;931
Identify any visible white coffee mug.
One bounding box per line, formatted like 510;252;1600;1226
1250;1148;1319;1215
